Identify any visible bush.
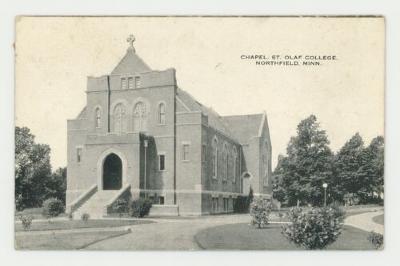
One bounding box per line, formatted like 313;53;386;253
113;199;129;217
250;197;273;228
81;213;90;222
234;196;250;213
368;231;383;249
42;198;65;218
19;215;33;231
329;201;346;223
129;198;152;218
281;207;343;249
234;188;254;213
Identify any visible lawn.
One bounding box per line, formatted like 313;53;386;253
195;223;375;250
15;229;129;250
372;214;384;225
15;219;152;232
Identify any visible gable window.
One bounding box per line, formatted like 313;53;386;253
159;154;165;171
121;78;127;90
158;103;166;125
128;77;134;89
95;107;101;128
113;103;126;133
76;147;82;163
133;102;147;132
135;77;141;88
212;138;218;179
182;143;190;161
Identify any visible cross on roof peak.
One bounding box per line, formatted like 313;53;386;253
126;34;136;52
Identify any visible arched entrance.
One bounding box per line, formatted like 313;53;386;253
103;153;122;190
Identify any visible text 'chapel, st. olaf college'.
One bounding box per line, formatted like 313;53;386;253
66;35;272;218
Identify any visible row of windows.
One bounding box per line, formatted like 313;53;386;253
212;197;236;213
94;101;166;132
121;76;141;90
211;138;239;182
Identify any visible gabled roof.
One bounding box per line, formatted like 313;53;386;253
111;48;151;75
176;88;236;140
176;88;266;144
223;114;265;144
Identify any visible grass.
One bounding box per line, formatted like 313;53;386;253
195;223;375;250
15;230;129;250
372;214;384;225
15;219;152;232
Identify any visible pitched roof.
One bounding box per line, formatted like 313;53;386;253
222;114;265;144
111;48;151;74
176;88;265;144
176;88;235;139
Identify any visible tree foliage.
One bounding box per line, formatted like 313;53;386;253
272;115;384;207
272;115;333;206
15;126;67;210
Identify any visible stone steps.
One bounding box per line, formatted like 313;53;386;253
73;190;117;219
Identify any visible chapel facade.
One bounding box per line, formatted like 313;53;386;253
66;37;272;216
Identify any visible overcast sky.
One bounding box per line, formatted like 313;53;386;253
15;17;384;170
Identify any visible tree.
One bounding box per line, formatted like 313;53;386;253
331;133;364;202
15;127;52;209
46;167;67;204
332;134;384;204
15;127;68;210
356;136;384;203
272;115;333;206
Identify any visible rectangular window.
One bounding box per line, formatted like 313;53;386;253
121;77;127;89
159;154;165;171
128;77;134;89
76;148;82;163
159;196;164;205
202;145;206;163
135;76;141;88
182;144;190;161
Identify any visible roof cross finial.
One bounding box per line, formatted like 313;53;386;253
127;34;136;52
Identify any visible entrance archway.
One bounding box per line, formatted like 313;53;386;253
103;153;122;190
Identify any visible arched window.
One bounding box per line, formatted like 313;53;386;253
113;103;126;133
158;103;166;125
95;107;101;128
232;147;238;183
133;102;147;132
222;143;228;181
212;137;218;179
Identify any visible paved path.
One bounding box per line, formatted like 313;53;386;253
85;215;251;250
345;210;384;234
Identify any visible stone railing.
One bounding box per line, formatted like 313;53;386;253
66;184;97;214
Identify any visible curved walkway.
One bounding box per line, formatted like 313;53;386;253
345;210;384;234
85;214;251;250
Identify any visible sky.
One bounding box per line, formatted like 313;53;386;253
15;16;384;170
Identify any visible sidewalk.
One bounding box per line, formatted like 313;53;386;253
345;210;384;234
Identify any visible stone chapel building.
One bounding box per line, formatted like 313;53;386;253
66;37;272;217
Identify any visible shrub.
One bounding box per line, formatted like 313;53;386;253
282;207;343;249
67;212;73;220
234;196;250;213
19;215;33;231
113;199;129;218
16;195;25;211
42;198;65;218
81;213;90;222
250;197;273;228
234;188;254;213
129;198;152;218
329;201;346;223
368;231;383;249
